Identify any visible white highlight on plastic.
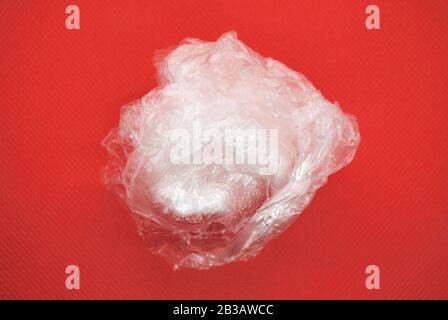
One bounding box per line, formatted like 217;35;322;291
170;121;279;175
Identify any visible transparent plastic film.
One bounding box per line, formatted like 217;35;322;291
102;32;360;269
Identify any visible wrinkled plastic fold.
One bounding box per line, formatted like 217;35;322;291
102;32;360;269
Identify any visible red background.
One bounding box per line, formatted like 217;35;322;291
1;0;448;299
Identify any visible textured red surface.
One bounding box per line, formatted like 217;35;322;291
1;0;448;299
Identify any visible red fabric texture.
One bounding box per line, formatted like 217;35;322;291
1;0;447;299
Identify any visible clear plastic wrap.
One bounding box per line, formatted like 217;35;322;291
102;32;360;269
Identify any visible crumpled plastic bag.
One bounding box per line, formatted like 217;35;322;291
102;32;360;269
